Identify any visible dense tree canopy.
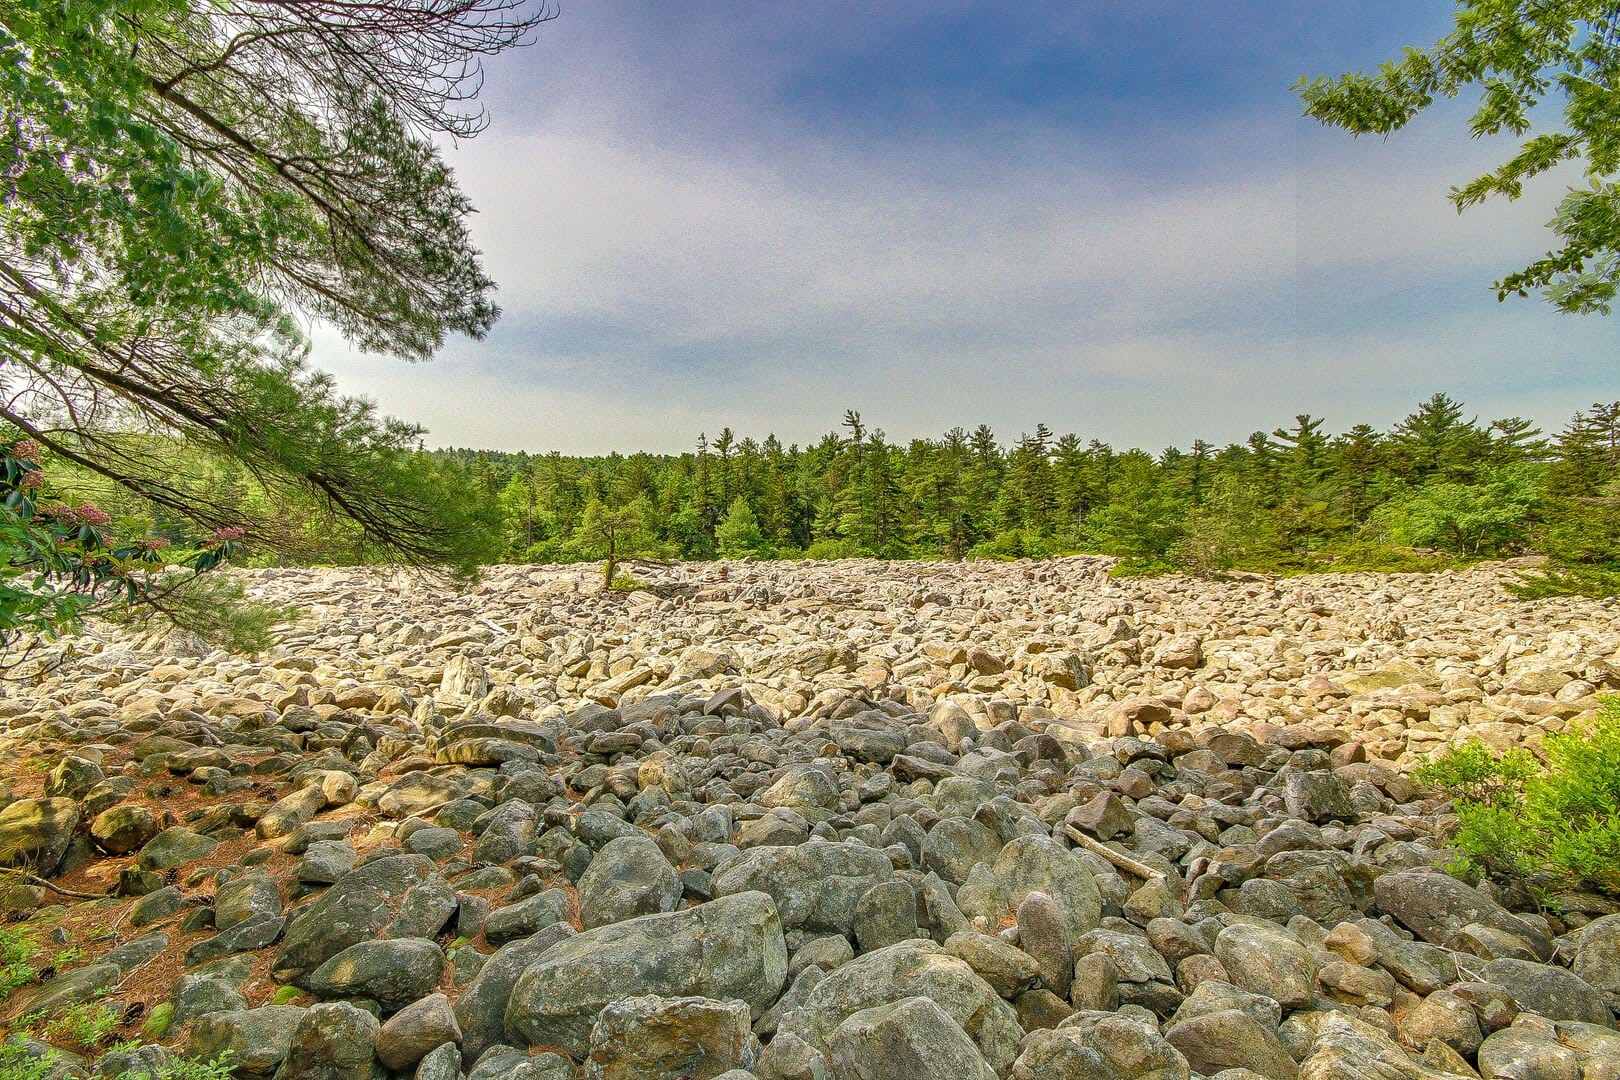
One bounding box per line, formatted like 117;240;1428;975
1297;2;1620;314
429;394;1618;590
0;0;547;574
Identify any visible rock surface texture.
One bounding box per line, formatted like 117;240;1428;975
0;556;1613;1079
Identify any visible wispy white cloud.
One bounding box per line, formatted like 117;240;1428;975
310;19;1617;455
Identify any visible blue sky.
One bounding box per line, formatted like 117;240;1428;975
314;1;1617;454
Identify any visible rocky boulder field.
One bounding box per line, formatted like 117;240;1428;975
0;556;1618;1080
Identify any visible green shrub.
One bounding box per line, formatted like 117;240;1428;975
1508;564;1620;599
802;538;867;560
142;1051;235;1080
1416;698;1620;894
0;926;39;1003
51;999;120;1050
1413;741;1536;807
142;1002;174;1039
0;1040;58;1080
103;573;296;654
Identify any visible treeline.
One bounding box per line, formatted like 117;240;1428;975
434;393;1620;588
41;393;1620;593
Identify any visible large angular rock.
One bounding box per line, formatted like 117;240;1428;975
585;995;754;1080
187;1006;306;1079
577;833;682;929
1573;913;1620;1004
304;937;446;1011
711;841;893;935
954;834;1102;942
1024;1014;1190;1080
921;817;1003;885
257;786;327;840
1294;1010;1454;1080
1166;1009;1296;1080
1214;923;1319;1010
274;854;456;981
504;891;787;1056
775;939;1023;1075
275;1001;379;1080
377;772;465;818
216;873;285;931
1480;958;1614;1026
89;805;159;854
1373;870;1551;961
758;767;842;816
0;798;80;875
483;890;570;945
137;826;219;870
828;996;997;1080
1476;1025;1585;1080
454;923;576;1066
1281;769;1356;824
376;992;461;1072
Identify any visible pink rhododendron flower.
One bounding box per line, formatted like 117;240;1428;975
10;440;41;464
210;526;245;542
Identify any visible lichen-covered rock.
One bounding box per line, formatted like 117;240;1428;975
584;994;754;1080
0;798;80;875
577;833;682;929
274;854;456;981
710;841;894;935
304;937;445;1011
954;834;1102;942
775;939;1023;1075
504;891;787;1056
187;1006;307;1079
829;996;997;1080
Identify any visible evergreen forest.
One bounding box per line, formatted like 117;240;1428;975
45;393;1620;594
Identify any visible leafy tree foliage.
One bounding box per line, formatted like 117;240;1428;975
0;437;241;654
575;497;663;591
1417;698;1620;895
437;394;1610;584
1297;3;1620;313
1514;401;1620;596
716;497;771;559
0;0;544;578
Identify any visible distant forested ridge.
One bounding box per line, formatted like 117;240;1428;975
40;393;1620;592
431;394;1620;586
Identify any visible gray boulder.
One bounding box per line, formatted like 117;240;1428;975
829;996;997;1080
711;841;893;935
274;854;456;981
0;798;79;875
577;833;682;929
775;939;1023;1075
1480;958;1614;1026
453;923;576;1066
483;890;570;945
1165;1009;1295;1080
585;994;754;1080
136;826;219;870
304;937;446;1011
504;891;787;1056
1573;913;1620;1004
188;1006;307;1079
954;834;1102;943
1373;870;1551;960
376;992;461;1071
273;1001;379;1080
1214;923;1319;1010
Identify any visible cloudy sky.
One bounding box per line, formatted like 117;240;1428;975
316;1;1617;455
